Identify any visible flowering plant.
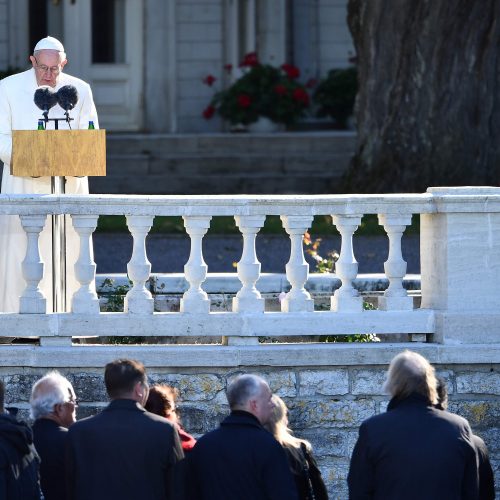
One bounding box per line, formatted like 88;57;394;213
202;53;311;127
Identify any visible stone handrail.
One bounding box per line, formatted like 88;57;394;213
0;187;499;347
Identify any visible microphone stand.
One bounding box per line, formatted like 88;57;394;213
42;114;74;313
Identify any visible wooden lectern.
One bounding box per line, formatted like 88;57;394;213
11;129;106;312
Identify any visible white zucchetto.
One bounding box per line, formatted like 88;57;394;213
34;36;65;53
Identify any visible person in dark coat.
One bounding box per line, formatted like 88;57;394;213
265;394;328;500
67;358;184;500
30;371;77;500
436;377;495;500
348;350;479;500
0;379;42;499
185;374;298;500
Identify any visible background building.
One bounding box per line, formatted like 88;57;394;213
0;0;354;132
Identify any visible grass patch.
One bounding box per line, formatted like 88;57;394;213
96;214;420;236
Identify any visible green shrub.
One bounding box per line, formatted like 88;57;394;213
313;67;358;128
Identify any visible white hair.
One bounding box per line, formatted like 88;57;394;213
30;371;74;420
383;350;438;404
33;49;67;62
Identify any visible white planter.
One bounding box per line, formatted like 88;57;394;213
247;117;282;133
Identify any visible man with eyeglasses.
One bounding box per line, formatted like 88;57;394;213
0;35;98;313
67;359;184;500
30;371;78;500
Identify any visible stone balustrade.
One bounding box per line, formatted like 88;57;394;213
0;187;499;348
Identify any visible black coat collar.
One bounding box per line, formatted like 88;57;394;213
387;392;432;411
221;410;263;428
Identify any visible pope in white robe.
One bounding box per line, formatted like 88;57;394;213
0;36;99;312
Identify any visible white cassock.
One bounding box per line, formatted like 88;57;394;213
0;68;99;312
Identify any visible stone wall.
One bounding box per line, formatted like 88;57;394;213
4;360;499;499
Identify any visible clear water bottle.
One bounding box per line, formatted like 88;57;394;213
37;120;45;130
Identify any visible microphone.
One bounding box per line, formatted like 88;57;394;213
34;87;58;115
57;85;78;111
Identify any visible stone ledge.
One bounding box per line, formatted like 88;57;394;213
0;342;498;368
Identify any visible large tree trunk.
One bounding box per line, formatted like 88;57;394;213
344;0;500;193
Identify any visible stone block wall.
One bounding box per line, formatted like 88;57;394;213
3;361;498;499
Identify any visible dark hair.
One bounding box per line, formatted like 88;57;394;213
145;385;177;417
0;380;4;412
436;377;449;410
104;359;147;399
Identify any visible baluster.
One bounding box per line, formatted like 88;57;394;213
70;215;100;314
233;215;265;313
180;216;211;313
124;215;154;314
378;214;413;310
331;215;363;312
281;215;314;312
19;215;47;314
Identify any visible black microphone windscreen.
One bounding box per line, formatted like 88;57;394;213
57;85;79;111
34;87;58;111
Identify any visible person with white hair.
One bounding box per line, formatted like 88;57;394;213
348;350;479;499
0;35;99;312
30;371;78;500
185;374;298;499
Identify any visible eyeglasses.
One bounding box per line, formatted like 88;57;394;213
65;396;79;407
33;57;61;75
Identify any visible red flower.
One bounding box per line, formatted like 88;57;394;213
202;105;216;119
240;52;259;67
274;84;287;96
281;64;300;79
292;87;309;105
305;78;317;89
203;74;216;86
237;94;251;108
224;64;233;74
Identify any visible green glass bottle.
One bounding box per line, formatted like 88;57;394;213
37;120;45;130
88;121;95;129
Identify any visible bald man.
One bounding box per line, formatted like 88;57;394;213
0;36;98;312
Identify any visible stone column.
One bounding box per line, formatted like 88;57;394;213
19;215;47;314
71;215;100;314
331;214;363;312
181;216;211;313
378;214;413;311
281;215;314;312
421;187;500;343
124;215;154;314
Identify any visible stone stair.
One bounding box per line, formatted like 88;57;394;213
90;131;356;195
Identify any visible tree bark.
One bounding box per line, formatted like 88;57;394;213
344;0;500;193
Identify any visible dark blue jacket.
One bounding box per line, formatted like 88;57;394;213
186;410;298;500
0;412;42;499
348;393;479;499
33;418;69;500
67;399;184;500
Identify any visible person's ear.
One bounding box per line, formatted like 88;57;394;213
29;56;36;67
134;381;144;399
60;58;68;70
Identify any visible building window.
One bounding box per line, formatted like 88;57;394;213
91;0;125;63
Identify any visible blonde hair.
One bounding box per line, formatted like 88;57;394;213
383;350;438;404
265;394;311;461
